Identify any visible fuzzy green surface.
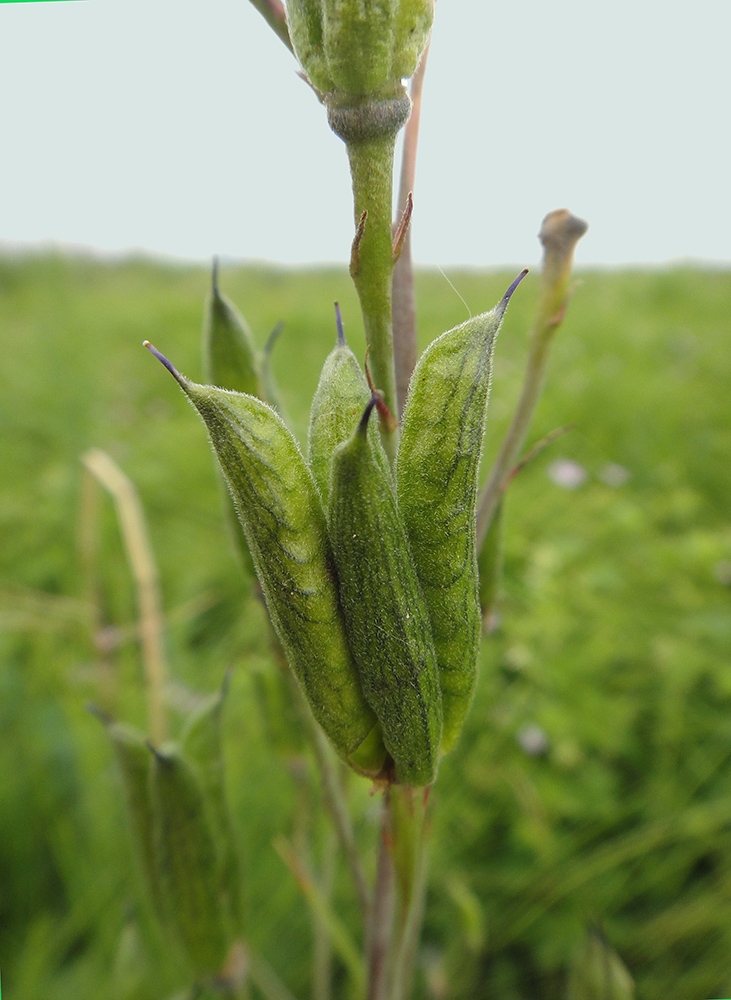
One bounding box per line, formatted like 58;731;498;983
308;342;373;506
398;301;508;754
1;254;730;999
203;282;262;399
329;415;442;786
179;380;383;769
150;745;231;974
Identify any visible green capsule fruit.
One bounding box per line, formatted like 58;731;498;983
329;398;442;786
285;0;332;94
145;342;387;779
567;926;635;1000
261;320;287;418
202;259;263;579
397;271;526;754
150;744;231;975
180;677;243;933
203;258;263;400
99;717;163;918
308;305;390;507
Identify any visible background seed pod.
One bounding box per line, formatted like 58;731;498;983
149;744;232;976
180;678;244;935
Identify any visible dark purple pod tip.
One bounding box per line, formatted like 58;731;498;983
143;341;185;386
502;268;530;308
334;301;345;346
358;395;380;434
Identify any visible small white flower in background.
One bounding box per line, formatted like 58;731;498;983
547;458;587;489
517;723;549;756
599;462;631;488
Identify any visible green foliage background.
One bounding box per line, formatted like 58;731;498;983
1;253;730;998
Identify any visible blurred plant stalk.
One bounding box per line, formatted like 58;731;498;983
476;208;588;548
81;447;169;746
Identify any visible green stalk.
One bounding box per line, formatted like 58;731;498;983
365;794;396;1000
346;133;399;436
476;209;588;548
387;786;429;1000
328;93;411;463
392;43;430;417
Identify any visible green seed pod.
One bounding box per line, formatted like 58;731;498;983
397;272;526;754
149;744;231;976
180;677;243;934
203;258;263;400
144;342;387;779
285;0;332;95
392;0;434;80
286;0;433;100
567;926;635;1000
202;259;265;580
329;398;443;786
99;717;164;919
261;320;287;418
308;305;390;507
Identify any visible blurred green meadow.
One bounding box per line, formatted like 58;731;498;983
1;251;730;999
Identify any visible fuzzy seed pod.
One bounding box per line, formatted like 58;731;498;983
150;744;231;975
144;343;387;779
101;719;164;919
203;259;263;400
329;398;443;786
286;0;433;100
308;311;391;507
397;273;526;753
180;679;243;934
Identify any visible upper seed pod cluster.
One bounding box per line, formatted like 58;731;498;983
286;0;434;104
146;275;525;786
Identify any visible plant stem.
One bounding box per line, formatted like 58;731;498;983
475;321;556;548
346;134;400;452
476;209;588;548
81;448;168;744
392;44;430;417
366;792;396;1000
247;0;292;53
312;724;372;921
313;826;337;1000
387;786;429;1000
328;92;411;462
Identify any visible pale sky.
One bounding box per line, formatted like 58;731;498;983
1;0;729;269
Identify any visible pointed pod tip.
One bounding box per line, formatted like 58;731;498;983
334;301;345;347
501;268;529;309
358;395;380;435
144;340;186;387
86;702;111;726
211;255;220;294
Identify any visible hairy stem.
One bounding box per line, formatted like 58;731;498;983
346;134;400;455
387;786;429;1000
